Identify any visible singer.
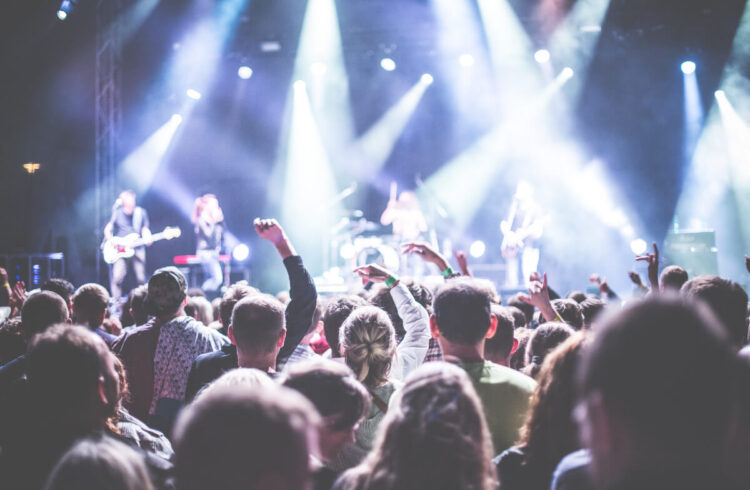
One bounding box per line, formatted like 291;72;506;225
103;190;152;301
192;193;225;296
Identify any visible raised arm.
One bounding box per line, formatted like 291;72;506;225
518;272;558;323
254;218;317;365
353;263;430;380
635;242;660;293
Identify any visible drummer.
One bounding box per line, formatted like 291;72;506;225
380;182;428;276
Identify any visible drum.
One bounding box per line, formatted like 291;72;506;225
353;236;400;271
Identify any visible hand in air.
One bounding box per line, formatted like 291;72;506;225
353;264;395;286
519;273;551;310
454;250;471;276
401;242;449;271
628;271;644;287
254;218;286;245
635;242;659;290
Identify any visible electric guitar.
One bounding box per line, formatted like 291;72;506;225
102;226;181;264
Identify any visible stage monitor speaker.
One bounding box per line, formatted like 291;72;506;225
663;231;718;278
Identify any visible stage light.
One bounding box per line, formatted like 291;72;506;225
630;238;647;256
534;49;551;63
560;67;575;80
459;54;475;67
681;61;696;75
380;58;396;71
293;80;306;91
237;66;253;79
57;0;74;20
170;114;183;124
469;240;486;258
340;242;356;260
232;244;250;262
714;89;726;100
186;89;201;100
421;73;434;85
23;163;41;174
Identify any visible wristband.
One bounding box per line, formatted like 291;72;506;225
554;312;565;324
385;275;399;288
2;283;9;289
441;267;454;277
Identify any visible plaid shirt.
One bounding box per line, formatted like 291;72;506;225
279;344;320;371
423;337;443;362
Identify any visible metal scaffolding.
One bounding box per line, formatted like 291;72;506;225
94;0;123;281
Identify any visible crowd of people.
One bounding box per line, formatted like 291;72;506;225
1;220;749;490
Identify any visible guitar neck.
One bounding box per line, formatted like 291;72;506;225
130;232;170;248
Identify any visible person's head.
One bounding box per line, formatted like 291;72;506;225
119;190;136;214
219;282;259;327
27;325;119;433
580;297;605;330
229;294;286;364
44;436;154;490
72;283;110;330
516;333;589;482
185;295;212;326
370;280;432;341
566;291;588;303
507;293;534;327
431;278;498;348
0;316;25;364
339;306;396;388
681;275;749;349
523;322;575;379
144;267;188;318
485;305;517;366
41;278;75;312
577;296;737;485
506;306;528;329
192;193;220;223
510;327;532;371
125;285;149;326
659;265;688;292
174;384;319;490
551;299;584;330
196;368;276;401
21;290;70;340
300;300;324;344
322;295;368;358
187;288;206;298
282;360;370;462
340;362;496;490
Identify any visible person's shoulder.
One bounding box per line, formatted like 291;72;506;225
195;345;235;365
112;322;157;351
481;361;537;391
494;447;528;484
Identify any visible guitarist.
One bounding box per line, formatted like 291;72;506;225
500;181;543;288
104;190;152;301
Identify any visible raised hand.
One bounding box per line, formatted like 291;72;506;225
254;218;295;259
635;242;659;291
519;272;557;322
589;273;611;296
453;249;471;277
746;255;750;274
9;280;26;313
353;263;397;286
401;242;450;272
628;271;644;287
0;267;8;287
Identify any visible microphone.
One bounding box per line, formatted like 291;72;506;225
113;198;122;211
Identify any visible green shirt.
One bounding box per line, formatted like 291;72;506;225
460;360;536;455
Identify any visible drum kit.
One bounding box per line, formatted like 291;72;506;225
327;210;402;274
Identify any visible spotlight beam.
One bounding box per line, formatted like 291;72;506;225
346;76;432;183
